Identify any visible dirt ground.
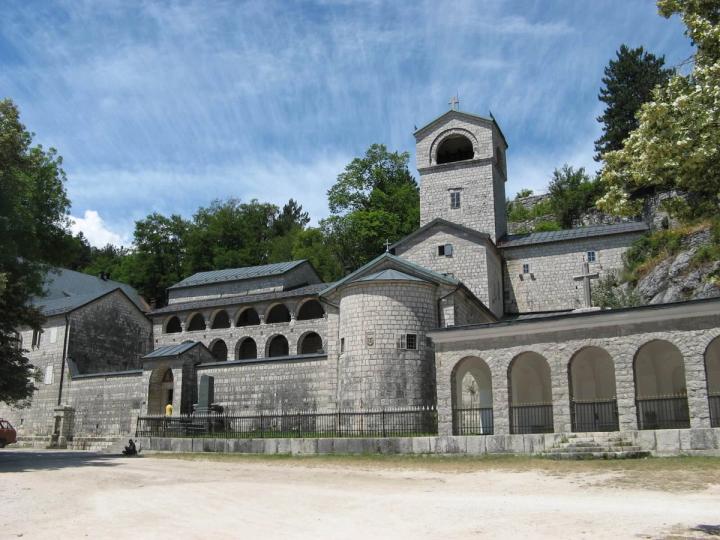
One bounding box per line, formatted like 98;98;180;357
1;449;720;540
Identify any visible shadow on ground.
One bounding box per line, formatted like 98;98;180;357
0;449;131;473
691;525;720;537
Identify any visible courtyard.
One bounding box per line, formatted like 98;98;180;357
1;449;719;539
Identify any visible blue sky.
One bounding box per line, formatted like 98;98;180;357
1;0;694;246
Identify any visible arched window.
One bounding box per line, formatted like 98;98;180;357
451;357;494;435
211;310;230;329
210;339;228;361
267;335;289;357
266;304;291;324
568;347;618;432
165;316;182;334
705;337;720;427
186;313;206;332
634;340;689;429
237;308;260;326
437;135;474;164
508;352;553;434
297;300;325;321
298;332;323;355
236;337;257;360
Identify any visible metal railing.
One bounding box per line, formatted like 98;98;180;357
452;407;494;435
136;407;438;439
571;399;619;432
510;403;554;434
636;395;690;430
709;395;720;428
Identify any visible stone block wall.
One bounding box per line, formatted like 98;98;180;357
502;231;646;313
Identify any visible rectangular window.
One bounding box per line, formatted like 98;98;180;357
587;251;596;263
32;329;42;349
450;191;461;209
397;333;418;350
437;243;453;257
340;338;345;353
522;263;530;274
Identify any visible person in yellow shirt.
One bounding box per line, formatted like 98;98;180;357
165;402;173;416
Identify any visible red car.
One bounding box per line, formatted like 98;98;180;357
0;419;17;447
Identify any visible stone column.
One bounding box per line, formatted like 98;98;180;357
491;361;510;435
614;343;638;431
435;353;453;436
50;406;75;448
550;349;571;433
684;349;711;429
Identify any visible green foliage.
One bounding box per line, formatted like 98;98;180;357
599;1;720;220
548;165;603;228
592;271;643;309
516;188;534;198
533;220;562;232
506;196;554;223
594;44;672;161
0;98;73;404
623;228;685;281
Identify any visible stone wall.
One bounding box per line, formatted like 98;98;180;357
502;231;645;313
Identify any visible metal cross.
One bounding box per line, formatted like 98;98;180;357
573;261;600;308
384;239;392;253
449;95;460;111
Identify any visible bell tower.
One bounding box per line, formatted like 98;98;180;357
414;108;508;242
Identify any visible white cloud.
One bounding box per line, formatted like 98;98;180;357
69;210;129;247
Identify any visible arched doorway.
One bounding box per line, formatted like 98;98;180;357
451;357;494;435
210;339;228;361
165;316;182;334
704;337;720;427
148;368;174;415
236;337;257;360
186;313;206;331
508;352;553;434
634;340;689;429
266;335;289;357
266;304;291;324
211;310;230;329
237;308;260;327
568;347;618;432
298;332;323;354
297;300;324;320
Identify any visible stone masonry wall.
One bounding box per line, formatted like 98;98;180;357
337;281;437;409
502;231;646;313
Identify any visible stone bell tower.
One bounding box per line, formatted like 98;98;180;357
414;106;508;242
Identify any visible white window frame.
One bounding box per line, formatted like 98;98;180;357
522;263;530;274
450;191;461;209
587;251;596;263
397;333;418;351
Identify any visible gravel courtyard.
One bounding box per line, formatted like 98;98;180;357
1;449;720;539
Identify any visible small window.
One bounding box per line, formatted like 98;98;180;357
437;244;453;257
397;333;418;350
340;338;345;353
587;251;596;263
522;263;530;274
450;191;461;209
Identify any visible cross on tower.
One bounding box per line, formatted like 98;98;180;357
573;260;600;308
449;95;460;111
384;239;392;253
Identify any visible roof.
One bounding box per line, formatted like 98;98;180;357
32;267;148;316
168;260;310;290
498;222;648;248
390;218;495;253
142;341;202;359
357;269;427;283
413;109;509;149
150;282;331;316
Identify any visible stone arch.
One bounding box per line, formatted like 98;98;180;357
298;331;323;355
147;367;174;415
568;346;618;432
633;339;690;429
236;307;260;327
296;299;325;320
186;313;206;332
209;339;228;361
266;334;289;357
451;356;494;435
508;351;553;434
704;336;720;427
210;310;231;329
431;128;478;166
236;337;257;360
265;303;291;324
165;316;182;334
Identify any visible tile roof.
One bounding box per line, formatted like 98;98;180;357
498;222;648;248
142;341;201;359
168;260;308;290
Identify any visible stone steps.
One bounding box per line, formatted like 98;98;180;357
541;434;650;460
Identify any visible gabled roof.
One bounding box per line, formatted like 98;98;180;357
499;222;648;248
357;269;427;283
143;341;205;359
390;218;496;253
413;109;508;148
168;260;313;290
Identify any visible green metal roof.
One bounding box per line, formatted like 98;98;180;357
499;222;648;248
168;260;309;290
143;341;201;359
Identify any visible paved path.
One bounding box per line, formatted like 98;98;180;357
1;449;719;539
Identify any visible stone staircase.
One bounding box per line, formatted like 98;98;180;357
541;434;650;460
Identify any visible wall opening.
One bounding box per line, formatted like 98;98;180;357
437;135;474;164
148;367;174;415
236;337;257;360
297;300;325;320
186;313;206;332
508;352;553;434
705;337;720;427
165;316;182;334
267;335;289;357
568;347;618;432
451;356;493;435
211;310;231;329
298;332;323;355
266;304;291;324
237;308;260;326
210;339;228;361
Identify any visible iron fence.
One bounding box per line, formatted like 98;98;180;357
709;395;720;428
510;403;554;434
636;395;690;430
571;399;619;432
136;407;438;439
452;407;494;435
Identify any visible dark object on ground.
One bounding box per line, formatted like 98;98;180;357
122;439;137;456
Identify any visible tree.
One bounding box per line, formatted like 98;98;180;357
598;1;720;219
594;45;672;161
0;98;71;405
322;144;419;271
548;165;602;228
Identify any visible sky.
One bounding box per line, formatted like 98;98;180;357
1;0;694;247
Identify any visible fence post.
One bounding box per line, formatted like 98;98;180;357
337;410;341;437
260;413;265;439
382;409;386;438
